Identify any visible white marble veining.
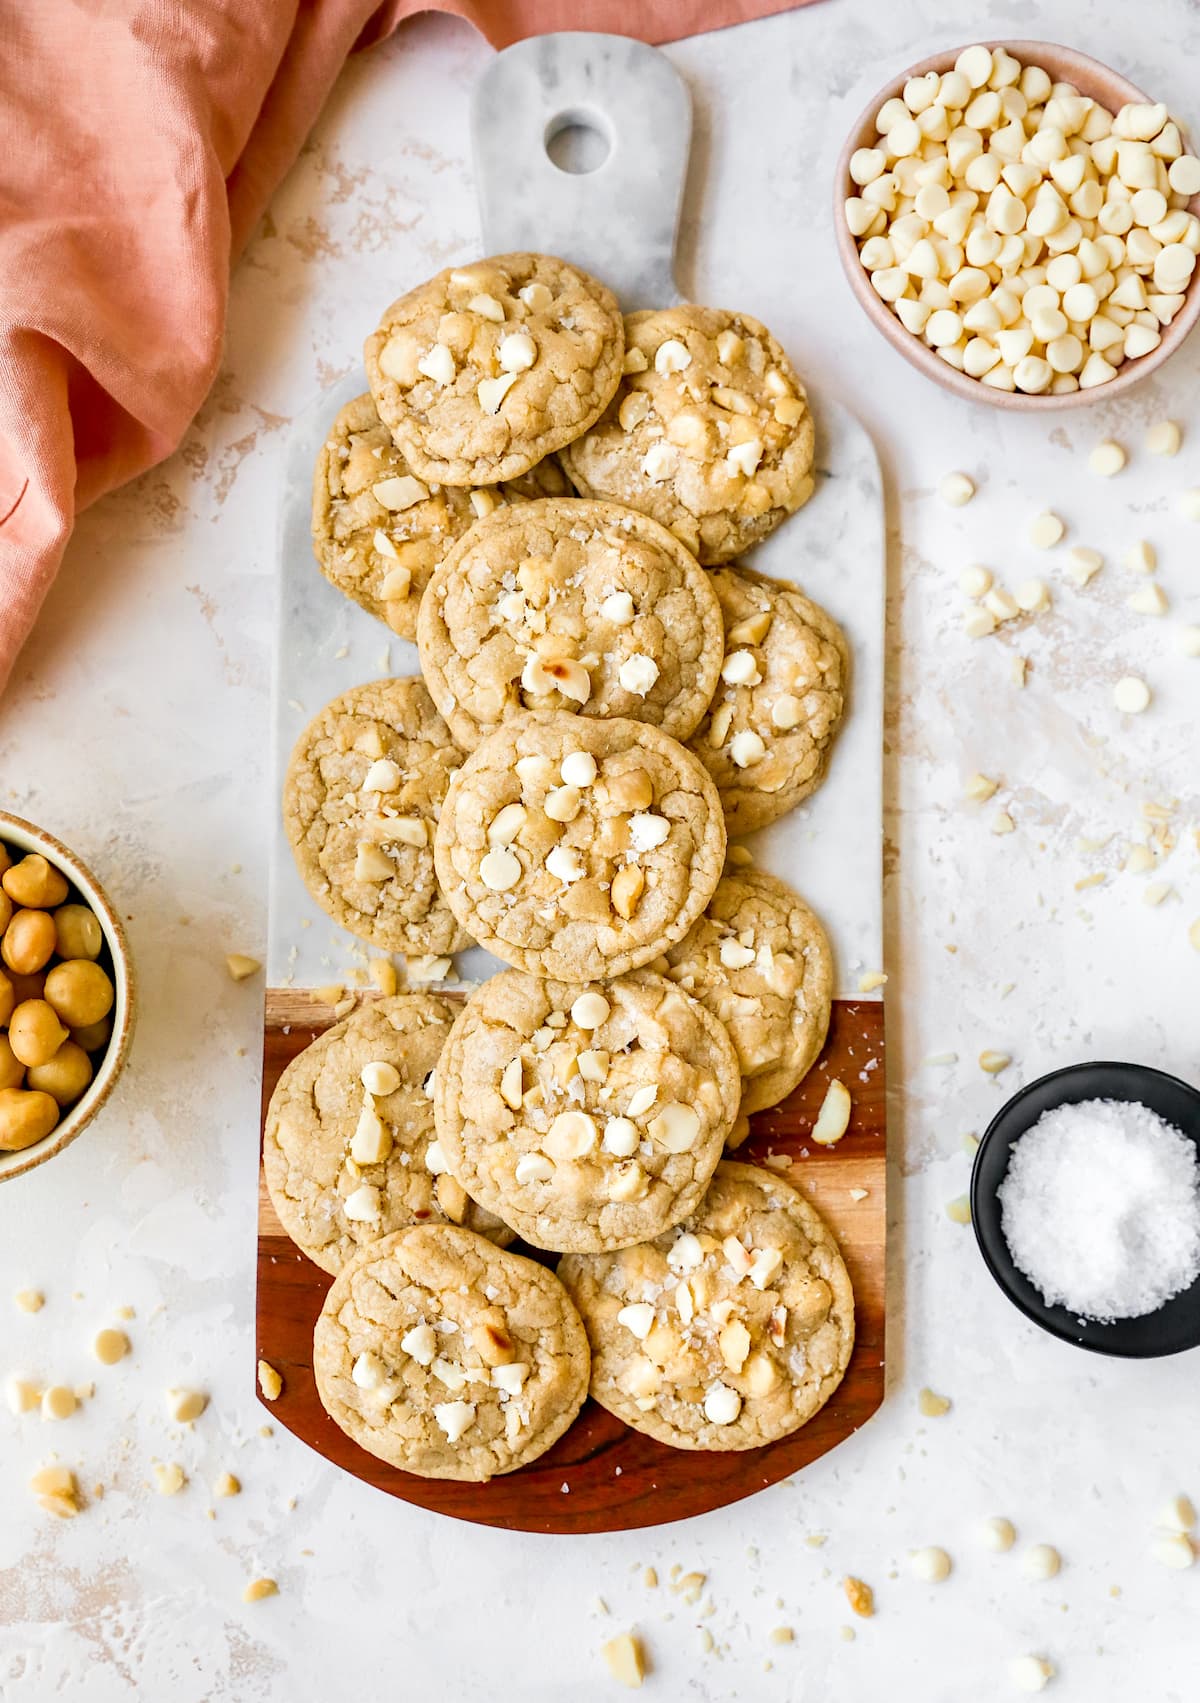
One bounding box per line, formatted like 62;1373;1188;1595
1;2;1198;1698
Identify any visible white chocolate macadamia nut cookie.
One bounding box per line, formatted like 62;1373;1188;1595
364;253;625;486
312;393;570;640
561;306;815;564
313;1224;589;1480
688;567;848;835
283;677;469;957
416;497;724;749
263;994;511;1274
559;1161;854;1450
661;869;833;1116
845;45;1200;394
432;712;727;981
433;969;740;1253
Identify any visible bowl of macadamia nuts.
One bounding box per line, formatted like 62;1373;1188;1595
836;41;1200;407
0;812;135;1181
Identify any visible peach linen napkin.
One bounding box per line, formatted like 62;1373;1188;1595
0;0;820;696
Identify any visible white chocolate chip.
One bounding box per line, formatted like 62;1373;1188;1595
640;441;678;483
467;291;505;321
544;785;582;824
350;1104;392;1165
980;1516;1017;1552
719;938;755;969
626;1084;658;1119
361;1061;401;1097
729;730;767;768
343;1184;381;1223
600;591;636;625
6;1376;39;1415
939;471;975;506
1089;440;1126;477
648;1103;701;1153
627;812;670;854
1022;1544;1061;1581
964;772;999;802
514;1152;554;1185
602;1632;646;1689
602;1117;640;1158
521;653;591;703
1127;583;1168;616
617;1303;655;1340
1150;1532;1196;1570
769;694;804;731
721;649;762;687
1113;675;1151;713
518;280;553;311
1124;540;1157;575
479;846;521;891
618;654;660;696
1010;1656;1055;1693
491;1361;528;1397
726;438;764;478
41;1386;77;1421
544;1111;598;1160
352;1349;385;1387
1065;547;1103;585
910;1547;953;1583
1178;488;1200;522
561;750;597;788
362;758;401;793
153;1462;186;1496
1177;625;1200;658
667;1232;704;1273
546;844;585;885
747;1247;783;1289
959;564;993;597
1030;512;1065;549
571;991;610;1030
488;802;527;846
702;1383;742;1426
92;1328;129;1366
1015;578;1050;613
1145;420;1181;456
963;607;997;639
498;331;536;372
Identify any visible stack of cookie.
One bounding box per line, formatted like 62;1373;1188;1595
272;253;855;1481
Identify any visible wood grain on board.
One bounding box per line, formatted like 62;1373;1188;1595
257;989;885;1534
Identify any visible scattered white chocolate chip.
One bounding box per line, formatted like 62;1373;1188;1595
811;1080;851;1146
1156;1494;1197;1532
1150;1532;1196;1570
1176;625;1200;657
910;1546;953;1583
41;1385;77;1421
1127;583;1168;616
15;1288;44;1313
225;954;260;982
1065;546;1103;586
1022;1544;1061;1581
242;1577;279;1604
1015;578;1050;613
1146;420;1181;456
257;1360;283;1402
1029;512;1064;550
939;471;975;506
1113;675;1151;713
1179;489;1200;522
1123;540;1156;574
602;1632;646;1689
400;1324;436;1367
215;1471;241;1498
92;1327;129;1366
6;1375;39;1414
165;1387;208;1425
963;606;997;639
648;1103;701;1153
544;784;582;824
350;1104;392;1165
424;1140;449;1174
964;772;999;802
544;1110;598;1160
946;1195;972;1225
654;338;691;374
959;564;993;598
497;331;536;372
720;649;762;687
981;1516;1017;1552
30;1463;80;1518
1088;440;1126;477
1010;1655;1055;1693
991;810;1015;835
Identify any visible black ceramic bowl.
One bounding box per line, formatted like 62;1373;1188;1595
971;1061;1200;1358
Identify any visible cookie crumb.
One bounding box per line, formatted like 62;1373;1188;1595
257;1360;283;1402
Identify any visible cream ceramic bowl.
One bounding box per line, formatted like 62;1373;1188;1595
0;812;135;1182
834;40;1200;409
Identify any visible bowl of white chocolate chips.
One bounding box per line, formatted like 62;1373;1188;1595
836;41;1200;405
0;811;135;1182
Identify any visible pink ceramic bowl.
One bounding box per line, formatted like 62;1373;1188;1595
834;40;1200;409
0;811;136;1183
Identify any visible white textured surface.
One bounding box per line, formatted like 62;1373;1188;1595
1;5;1198;1699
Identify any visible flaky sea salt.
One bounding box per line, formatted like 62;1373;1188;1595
998;1098;1200;1321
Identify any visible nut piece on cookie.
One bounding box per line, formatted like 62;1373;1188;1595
432;969;741;1253
561;306;815;564
688;567;848;835
312;1224;590;1480
559;1162;854;1450
364;254;625;487
416;498;724;751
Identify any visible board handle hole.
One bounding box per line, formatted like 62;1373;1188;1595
544;108;612;175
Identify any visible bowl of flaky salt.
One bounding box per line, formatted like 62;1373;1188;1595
971;1062;1200;1356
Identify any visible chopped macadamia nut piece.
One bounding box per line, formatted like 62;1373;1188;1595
257;1360;283;1402
602;1632;646;1688
30;1463;81;1518
811;1079;851;1146
843;1576;874;1618
166;1387;208;1424
14;1288;44;1313
153;1461;187;1495
918;1387;951;1417
225;954;261;982
979;1050;1011;1073
215;1471;241;1498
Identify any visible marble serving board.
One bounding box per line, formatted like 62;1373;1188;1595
259;32;886;1532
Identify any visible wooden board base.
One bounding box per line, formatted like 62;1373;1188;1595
257;993;885;1533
